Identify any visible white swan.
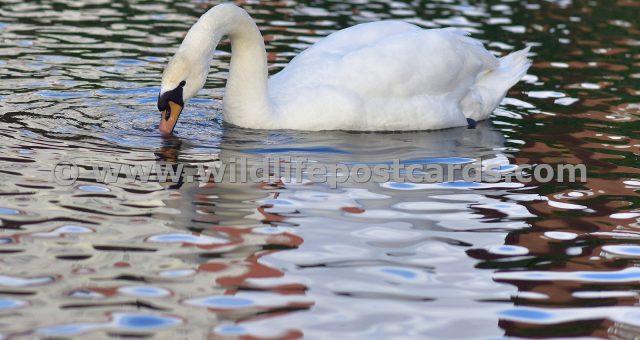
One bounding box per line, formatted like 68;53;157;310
157;3;531;134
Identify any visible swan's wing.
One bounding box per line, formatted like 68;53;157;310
271;22;497;96
269;21;420;95
296;20;421;56
268;22;500;130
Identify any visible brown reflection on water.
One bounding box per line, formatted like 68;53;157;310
490;115;639;335
464;0;640;336
154;138;310;337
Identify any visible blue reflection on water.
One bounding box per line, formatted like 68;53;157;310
0;207;20;215
98;87;157;95
499;308;554;321
261;199;293;205
38;324;97;336
381;268;418;279
56;225;92;234
119;285;170;298
388;182;415;189
147;233;227;245
115;59;145;65
37;91;90;98
215;324;248;335
343;157;475;165
186;296;256;309
0;298;26;310
441;181;482;188
115;314;182;330
151;234;201;242
579;271;640;281
78;185;110;193
603;245;640;256
246;147;349;154
0;237;14;244
615;247;640;254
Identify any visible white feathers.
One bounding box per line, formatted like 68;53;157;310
161;4;532;131
462;45;532;121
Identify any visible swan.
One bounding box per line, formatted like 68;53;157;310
157;3;531;134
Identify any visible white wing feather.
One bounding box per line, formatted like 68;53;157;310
268;21;528;131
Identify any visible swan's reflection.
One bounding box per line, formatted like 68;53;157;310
156;134;183;164
154;122;533;338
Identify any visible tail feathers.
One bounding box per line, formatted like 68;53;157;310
464;45;531;120
490;45;532;91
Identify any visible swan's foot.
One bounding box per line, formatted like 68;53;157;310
466;118;477;129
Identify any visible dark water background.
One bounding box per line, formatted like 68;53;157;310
0;0;639;338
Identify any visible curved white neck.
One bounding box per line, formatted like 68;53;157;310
182;4;271;127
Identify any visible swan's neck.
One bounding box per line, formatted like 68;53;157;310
184;5;271;127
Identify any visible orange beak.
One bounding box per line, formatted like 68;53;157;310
159;101;183;135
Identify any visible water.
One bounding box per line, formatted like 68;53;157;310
0;0;638;338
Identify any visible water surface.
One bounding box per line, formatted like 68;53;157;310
0;0;639;338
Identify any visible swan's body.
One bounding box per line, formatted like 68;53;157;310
158;4;531;133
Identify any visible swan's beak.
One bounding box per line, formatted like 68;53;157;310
158;101;183;135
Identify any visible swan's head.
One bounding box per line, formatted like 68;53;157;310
157;52;208;134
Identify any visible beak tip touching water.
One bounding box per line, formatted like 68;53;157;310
158;101;183;135
158;112;176;134
158;122;174;135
